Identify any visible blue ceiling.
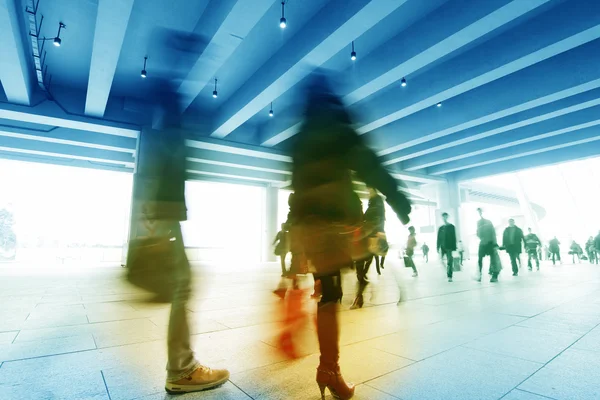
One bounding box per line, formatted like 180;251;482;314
1;0;600;187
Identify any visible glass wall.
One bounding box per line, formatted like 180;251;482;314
0;159;132;265
182;180;265;263
469;156;600;250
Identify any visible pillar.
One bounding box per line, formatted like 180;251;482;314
264;184;279;262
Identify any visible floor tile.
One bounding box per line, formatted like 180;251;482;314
0;332;17;345
463;325;582;364
0;334;97;362
518;348;600;399
502;389;558;399
367;346;542;400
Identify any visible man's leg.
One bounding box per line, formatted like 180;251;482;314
380;256;386;268
374;255;381;275
552;251;556;265
510;252;518;275
280;253;287;276
477;243;485;279
527;252;533;270
165;223;229;393
445;250;453;281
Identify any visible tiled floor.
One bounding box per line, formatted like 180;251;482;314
0;257;599;400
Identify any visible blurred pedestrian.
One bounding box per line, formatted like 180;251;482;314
421;243;430;263
273;223;289;276
502;219;525;276
290;72;411;400
549;236;561;265
404;226;418;277
524;228;541;271
476;208;500;282
437;212;457;282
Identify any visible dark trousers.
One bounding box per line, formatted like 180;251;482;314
441;249;454;278
354;258;370;297
423;252;429;263
527;250;539;269
551;251;561;265
279;253;287;275
365;255;386;274
315;270;343;304
508;252;520;275
478;242;497;277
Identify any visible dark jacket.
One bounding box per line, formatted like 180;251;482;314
549;238;560;252
524;233;541;252
291;75;411;227
437;223;457;252
595;234;600;251
477;218;497;245
364;195;385;234
406;233;417;257
503;226;525;254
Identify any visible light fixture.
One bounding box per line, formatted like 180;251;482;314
53;22;65;47
140;56;147;78
437;102;442;107
401;77;407;87
212;78;218;98
350;41;356;61
269;102;274;117
279;1;287;28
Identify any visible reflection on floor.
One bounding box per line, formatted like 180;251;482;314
0;258;599;400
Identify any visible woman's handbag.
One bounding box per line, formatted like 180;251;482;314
368;233;389;256
125;235;176;303
403;255;415;268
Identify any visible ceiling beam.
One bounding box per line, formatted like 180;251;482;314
0;125;136;153
382;77;600;166
343;0;548;106
84;0;135;117
403;96;600;171
211;0;410;139
187;160;289;184
0;135;135;167
452;140;600;182
360;0;600;143
0;100;140;137
0;0;34;105
430;125;600;175
177;0;274;112
0;150;133;173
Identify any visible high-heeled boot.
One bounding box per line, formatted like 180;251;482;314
316;303;355;399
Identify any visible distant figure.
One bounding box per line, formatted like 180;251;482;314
594;231;600;261
549;236;561;265
364;187;386;275
476;208;500;282
273;224;289;276
421;243;430;263
457;240;465;265
502;219;525;276
437;212;457;282
405;226;418;277
524;228;541;271
586;236;597;264
569;241;583;263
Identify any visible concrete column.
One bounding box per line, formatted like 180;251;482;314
264;184;279;262
514;172;542;240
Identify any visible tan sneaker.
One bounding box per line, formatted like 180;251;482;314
165;365;230;394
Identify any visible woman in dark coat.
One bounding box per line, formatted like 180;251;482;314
290;73;411;400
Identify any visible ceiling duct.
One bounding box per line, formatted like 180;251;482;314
25;0;50;92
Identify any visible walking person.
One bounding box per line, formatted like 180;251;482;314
364;187;386;275
549;236;561;265
476;208;500;282
524;228;541;271
129;88;229;395
421;243;430;263
273;224;289;276
586;236;597;264
437;212;457;282
569;241;583;263
457;240;465;265
404;226;418;277
290;73;412;400
502;219;525;276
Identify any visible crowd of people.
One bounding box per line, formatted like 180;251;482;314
126;72;600;399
